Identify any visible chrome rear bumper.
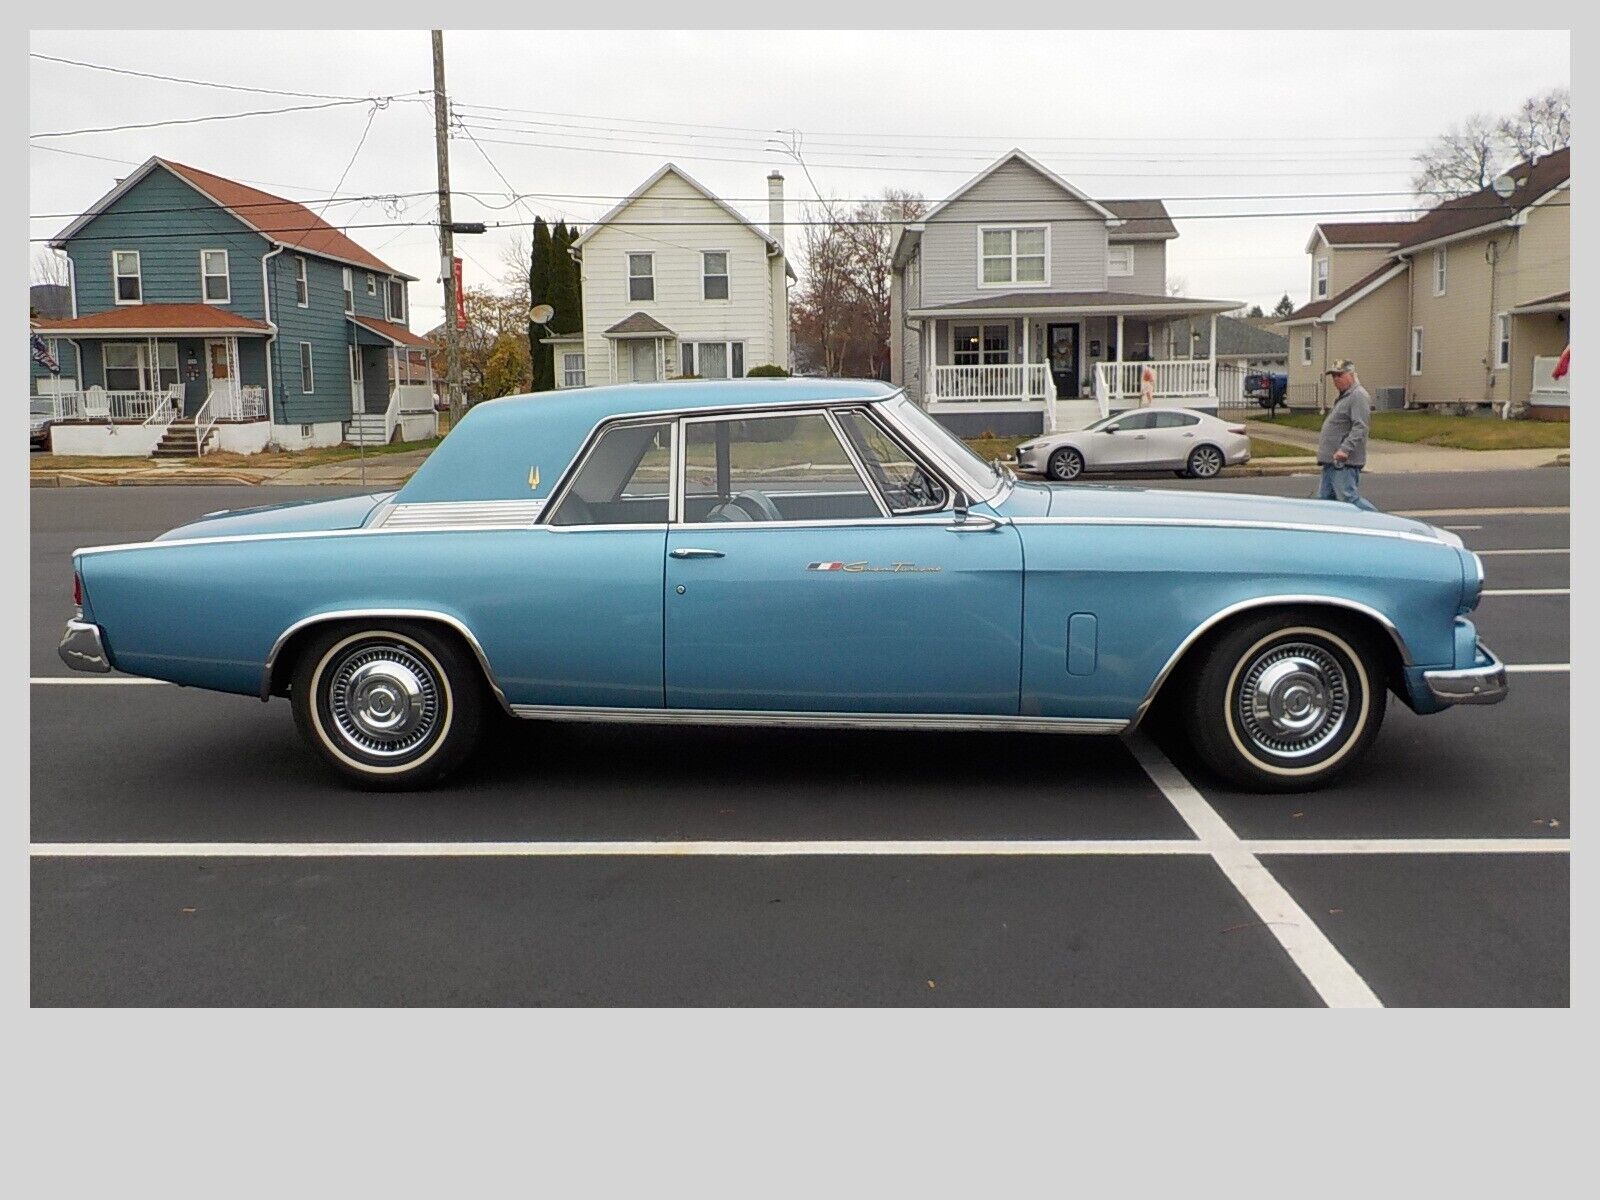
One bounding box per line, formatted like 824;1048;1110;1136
1422;643;1508;706
58;618;111;673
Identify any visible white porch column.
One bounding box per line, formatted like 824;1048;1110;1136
1019;318;1029;397
922;319;935;402
1114;314;1125;405
1207;314;1218;398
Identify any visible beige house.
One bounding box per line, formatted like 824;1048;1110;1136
1280;149;1569;418
553;163;793;388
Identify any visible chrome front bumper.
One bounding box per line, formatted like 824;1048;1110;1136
58;618;111;674
1422;642;1508;706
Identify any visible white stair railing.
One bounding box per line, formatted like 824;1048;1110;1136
193;390;217;457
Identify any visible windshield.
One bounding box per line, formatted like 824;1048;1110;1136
882;395;1002;497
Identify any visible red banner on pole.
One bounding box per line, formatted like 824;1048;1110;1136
453;257;466;330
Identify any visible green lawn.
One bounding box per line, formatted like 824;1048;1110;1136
1249;436;1309;458
1264;409;1569;450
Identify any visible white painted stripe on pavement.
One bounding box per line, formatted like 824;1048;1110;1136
1503;663;1570;674
30;676;171;685
1395;507;1568;517
1440;525;1483;531
1482;588;1568;597
27;838;1569;859
1126;733;1382;1009
1476;548;1568;556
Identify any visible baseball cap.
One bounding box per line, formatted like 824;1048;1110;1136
1324;359;1357;375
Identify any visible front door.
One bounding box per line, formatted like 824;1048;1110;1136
1047;323;1080;398
629;340;658;383
204;340;233;410
664;409;1024;715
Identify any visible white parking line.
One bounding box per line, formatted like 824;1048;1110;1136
1475;548;1569;556
1396;507;1569;517
1440;525;1483;531
26;837;1569;859
30;677;171;685
1482;588;1569;597
1126;734;1383;1009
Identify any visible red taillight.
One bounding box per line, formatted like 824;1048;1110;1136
1228;425;1248;435
72;573;82;608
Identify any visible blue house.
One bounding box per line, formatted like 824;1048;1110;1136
33;157;436;455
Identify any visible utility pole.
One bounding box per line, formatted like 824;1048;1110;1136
431;29;464;426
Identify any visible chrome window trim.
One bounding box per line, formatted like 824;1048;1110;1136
1009;515;1450;547
874;395;1006;505
833;406;952;517
511;704;1126;736
259;607;512;714
542;415;677;529
1128;593;1415;729
823;409;892;518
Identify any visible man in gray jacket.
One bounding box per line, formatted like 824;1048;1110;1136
1316;360;1377;511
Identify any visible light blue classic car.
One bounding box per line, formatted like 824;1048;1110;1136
60;379;1506;791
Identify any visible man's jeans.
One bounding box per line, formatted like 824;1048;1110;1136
1318;463;1377;511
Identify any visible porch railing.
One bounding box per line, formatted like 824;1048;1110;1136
929;363;1050;402
42;386;182;423
141;394;178;429
1093;360;1216;406
207;383;269;422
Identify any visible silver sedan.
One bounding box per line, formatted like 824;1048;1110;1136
1015;407;1252;481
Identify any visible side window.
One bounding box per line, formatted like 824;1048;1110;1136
683;413;880;523
835;409;948;513
1151;412;1199;428
1113;411;1156;431
548;421;673;527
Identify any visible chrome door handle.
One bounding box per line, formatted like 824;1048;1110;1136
671;547;726;559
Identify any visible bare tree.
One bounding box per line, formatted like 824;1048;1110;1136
31;249;69;287
1499;86;1570;162
1411;113;1504;203
1166;276;1188;298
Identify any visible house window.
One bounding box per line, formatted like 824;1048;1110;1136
681;341;745;379
365;273;377;297
562;352;586;388
1301;334;1312;366
103;342;146;390
702;251;730;300
113;251;141;304
201;250;230;303
294;257;309;307
386;279;406;322
1315;257;1329;299
980;227;1047;286
349;345;363;386
1496;313;1511;369
628;253;655;302
342;267;354;314
1107;245;1135;277
300;342;315;393
1433;248;1447;296
1411;327;1424;376
952;323;1011;366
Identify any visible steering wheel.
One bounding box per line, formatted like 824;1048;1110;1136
705;489;783;522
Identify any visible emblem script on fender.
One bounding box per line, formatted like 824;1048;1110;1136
528;466;540;490
807;561;941;573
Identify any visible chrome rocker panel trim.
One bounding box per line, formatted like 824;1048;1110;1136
510;705;1128;736
58;618;112;673
1423;644;1509;706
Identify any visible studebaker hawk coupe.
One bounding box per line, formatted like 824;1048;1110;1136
59;379;1507;791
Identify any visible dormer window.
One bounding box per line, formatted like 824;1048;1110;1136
113;250;141;304
980;227;1047;286
1315;257;1329;299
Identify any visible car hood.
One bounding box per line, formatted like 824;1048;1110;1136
1040;483;1447;541
155;492;393;542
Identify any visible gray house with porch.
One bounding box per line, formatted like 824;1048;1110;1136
889;149;1239;435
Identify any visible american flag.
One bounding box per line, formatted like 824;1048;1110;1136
31;333;59;374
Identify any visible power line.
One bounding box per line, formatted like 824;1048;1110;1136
29;53;385;102
314;103;385;218
31;95;424;139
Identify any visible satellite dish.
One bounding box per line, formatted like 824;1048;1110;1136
1492;173;1517;200
530;304;555;324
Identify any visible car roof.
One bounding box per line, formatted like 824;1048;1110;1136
397;378;903;505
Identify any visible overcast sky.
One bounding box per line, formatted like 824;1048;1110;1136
30;28;1570;327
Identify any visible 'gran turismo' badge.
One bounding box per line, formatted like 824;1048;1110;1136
807;561;942;573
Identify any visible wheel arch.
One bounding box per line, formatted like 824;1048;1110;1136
1130;595;1412;728
261;608;512;714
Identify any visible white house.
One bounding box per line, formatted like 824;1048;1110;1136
553;164;794;388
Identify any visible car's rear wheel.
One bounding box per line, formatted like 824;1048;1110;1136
291;622;486;790
1183;612;1387;792
1186;444;1225;479
1048;447;1084;481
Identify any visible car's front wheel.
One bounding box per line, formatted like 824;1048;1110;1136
291;622;486;790
1183;612;1387;792
1185;444;1225;478
1048;446;1084;481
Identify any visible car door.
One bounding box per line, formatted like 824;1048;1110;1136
664;407;1024;715
1095;410;1159;468
1155;412;1205;466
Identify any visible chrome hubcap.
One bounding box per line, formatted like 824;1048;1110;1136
1055;453;1080;479
327;643;442;758
1236;642;1350;758
1193;449;1221;476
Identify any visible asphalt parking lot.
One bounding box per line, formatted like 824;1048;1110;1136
30;470;1569;1006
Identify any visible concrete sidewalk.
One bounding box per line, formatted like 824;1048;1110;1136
1243;420;1568;473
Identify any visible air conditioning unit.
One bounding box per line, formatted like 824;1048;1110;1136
1373;387;1407;410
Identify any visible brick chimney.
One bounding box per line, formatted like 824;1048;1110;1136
767;171;785;251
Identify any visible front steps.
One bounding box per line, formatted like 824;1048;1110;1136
153;422;215;458
346;414;394;446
